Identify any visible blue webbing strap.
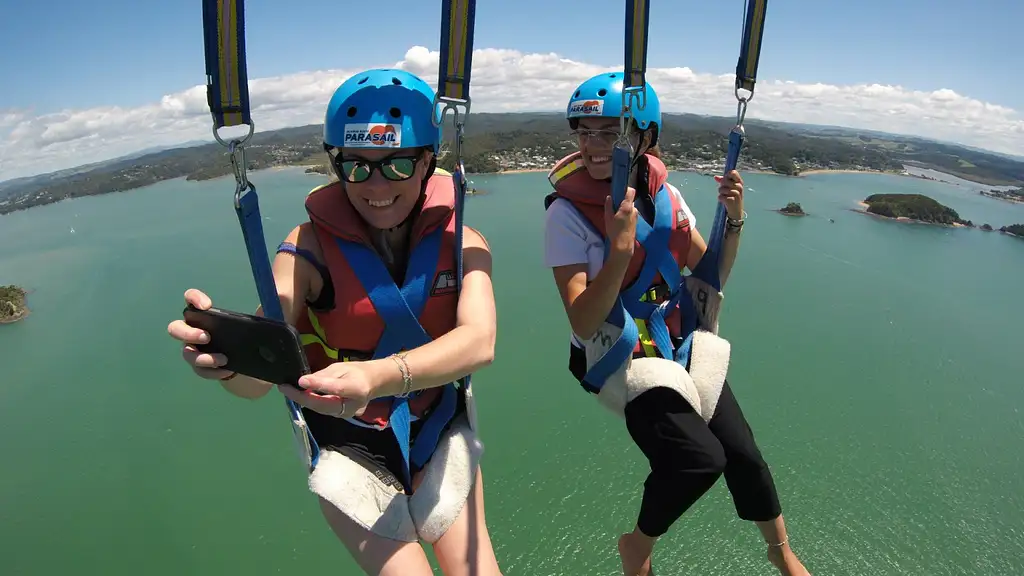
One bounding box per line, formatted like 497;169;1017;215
687;131;744;295
583;0;654;391
581;146;638;391
202;0;320;470
235;191;282;320
201;0;252;131
612;0;652;210
588;0;770;382
735;0;767;95
450;165;473;398
620;189;681;361
436;0;476;104
581;183;677;391
620;188;680;309
236;186;322;469
435;0;478;414
678;0;767;364
674;116;745;370
336;227;458;492
623;0;650;93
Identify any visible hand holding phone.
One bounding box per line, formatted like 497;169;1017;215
182;304;311;386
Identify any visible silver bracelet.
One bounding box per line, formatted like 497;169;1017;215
726;210;747;233
389;353;412;397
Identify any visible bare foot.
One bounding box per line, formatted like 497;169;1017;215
617;532;654;576
767;544;811;576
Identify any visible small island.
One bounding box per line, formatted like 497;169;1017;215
858;193;973;227
0;285;30;324
980;223;993;231
1000;224;1024;238
980;187;1024;204
777;202;807;216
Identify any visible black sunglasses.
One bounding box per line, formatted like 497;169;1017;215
331;153;422;183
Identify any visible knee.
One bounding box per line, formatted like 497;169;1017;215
725;442;770;477
659;435;727;479
686;439;728;477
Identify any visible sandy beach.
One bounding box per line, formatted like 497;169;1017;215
799;168;900;177
0;309;29;325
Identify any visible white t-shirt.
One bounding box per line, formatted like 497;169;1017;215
544;182;696;346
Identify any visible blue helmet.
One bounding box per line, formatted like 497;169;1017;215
566;72;661;142
323;69;441;152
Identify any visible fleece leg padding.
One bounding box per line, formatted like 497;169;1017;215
309;413;483;544
409;415;483;543
585;320;731;421
687;330;730;422
309;448;419;542
596;356;702;417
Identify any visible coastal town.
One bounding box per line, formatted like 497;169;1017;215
466;143;902;177
1;113;1021;216
980;187;1024;203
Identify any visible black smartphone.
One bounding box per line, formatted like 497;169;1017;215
183;304;310;386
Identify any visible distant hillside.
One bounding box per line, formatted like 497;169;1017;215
0;138;209;199
770;123;1024;184
2;112;1023;216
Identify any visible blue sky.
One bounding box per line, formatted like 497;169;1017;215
1;0;1022;180
1;0;1020;113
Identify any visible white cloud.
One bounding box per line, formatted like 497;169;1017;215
2;45;1022;181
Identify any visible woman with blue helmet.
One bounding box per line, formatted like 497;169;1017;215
544;72;811;575
168;69;503;575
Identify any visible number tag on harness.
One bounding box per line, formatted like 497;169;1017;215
684;276;724;335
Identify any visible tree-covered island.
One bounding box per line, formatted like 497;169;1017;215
0;285;29;324
777;202;807;216
1000;224;1024;238
859;194;974;227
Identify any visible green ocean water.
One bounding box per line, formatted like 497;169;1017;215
1;166;1022;575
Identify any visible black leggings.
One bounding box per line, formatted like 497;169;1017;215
569;346;782;537
626;384;782;537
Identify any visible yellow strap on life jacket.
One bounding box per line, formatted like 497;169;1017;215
548;155;586;188
300;308;351;362
634;286;662;358
635;319;657;358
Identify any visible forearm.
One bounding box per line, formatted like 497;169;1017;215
718;227;742;287
369;322;496;398
567;251;631;340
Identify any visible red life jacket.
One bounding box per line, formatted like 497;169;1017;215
295;172;460;428
545;152;692;357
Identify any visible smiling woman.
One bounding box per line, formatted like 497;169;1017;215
542;70;811;576
166;67;503;576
